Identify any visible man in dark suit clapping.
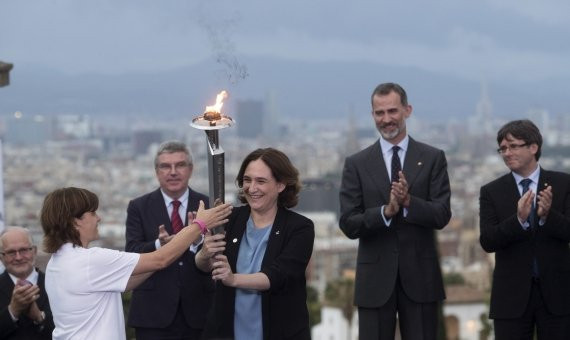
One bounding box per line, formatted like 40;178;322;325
125;140;212;340
0;226;54;339
480;119;570;339
339;82;451;340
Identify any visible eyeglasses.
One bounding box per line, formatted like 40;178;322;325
157;162;191;173
0;247;34;258
497;143;528;154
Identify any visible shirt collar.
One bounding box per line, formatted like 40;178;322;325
379;135;409;156
512;165;540;186
161;187;190;207
8;268;39;286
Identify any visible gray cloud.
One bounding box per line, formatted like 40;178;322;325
1;0;568;85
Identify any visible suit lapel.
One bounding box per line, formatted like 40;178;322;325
497;173;521;217
184;189;193;225
402;138;423;189
36;271;50;310
0;272;15;303
537;168;551;195
150;189;172;233
363;142;391;202
262;207;286;268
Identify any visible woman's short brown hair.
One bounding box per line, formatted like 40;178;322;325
236;148;301;209
41;187;99;253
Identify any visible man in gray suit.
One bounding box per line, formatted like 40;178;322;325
339;82;451;340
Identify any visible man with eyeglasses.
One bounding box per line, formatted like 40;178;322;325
0;226;54;339
480;119;570;339
125;140;212;340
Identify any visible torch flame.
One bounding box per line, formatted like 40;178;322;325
204;90;228;113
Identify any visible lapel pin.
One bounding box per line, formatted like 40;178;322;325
275;230;280;235
232;238;238;243
417;162;422;166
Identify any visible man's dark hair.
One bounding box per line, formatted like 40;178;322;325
497;119;543;160
370;82;408;107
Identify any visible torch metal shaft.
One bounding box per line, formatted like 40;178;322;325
205;129;225;208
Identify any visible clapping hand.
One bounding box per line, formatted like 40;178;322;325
392;171;410;207
158;225;174;246
537;186;552;218
9;281;39;318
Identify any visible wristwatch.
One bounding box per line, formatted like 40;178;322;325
34;311;46;331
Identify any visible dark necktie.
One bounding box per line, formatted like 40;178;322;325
171;200;184;234
391;146;401;183
520;178;539;277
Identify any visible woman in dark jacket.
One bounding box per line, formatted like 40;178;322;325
196;148;314;340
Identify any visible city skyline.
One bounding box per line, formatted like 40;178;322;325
2;3;569;337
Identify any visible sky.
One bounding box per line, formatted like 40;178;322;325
1;1;569;121
2;1;569;80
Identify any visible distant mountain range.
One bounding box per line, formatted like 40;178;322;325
1;57;567;124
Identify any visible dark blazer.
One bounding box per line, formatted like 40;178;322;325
339;137;451;307
0;270;55;340
125;187;212;329
480;169;570;319
203;205;315;340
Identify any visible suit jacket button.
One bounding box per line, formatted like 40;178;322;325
178;261;183;266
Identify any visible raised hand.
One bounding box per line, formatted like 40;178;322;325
158;225;174;246
384;189;401;218
392;171;410;207
9;283;40;317
537;185;552;218
194;200;232;230
517;190;534;223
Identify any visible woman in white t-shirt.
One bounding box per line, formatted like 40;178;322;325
40;187;232;340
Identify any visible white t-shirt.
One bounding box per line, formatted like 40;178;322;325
45;243;140;340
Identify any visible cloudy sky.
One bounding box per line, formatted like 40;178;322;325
1;1;569;121
2;1;568;80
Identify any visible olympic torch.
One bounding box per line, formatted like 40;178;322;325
190;91;235;232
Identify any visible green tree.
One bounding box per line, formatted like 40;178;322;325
437;303;447;340
324;277;355;340
479;312;492;340
436;242;448;340
306;285;322;328
122;291;135;340
443;272;466;285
